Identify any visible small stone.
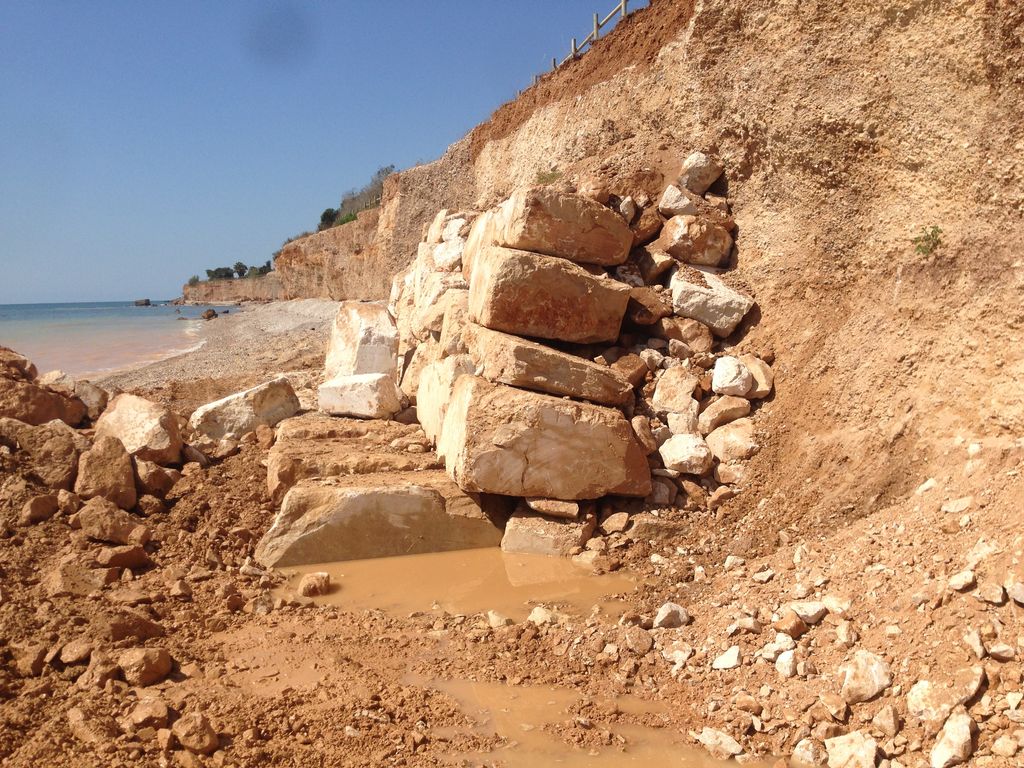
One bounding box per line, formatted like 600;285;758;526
624;625;654;655
776;649;797;678
871;705;901;738
752;568;775;583
774;608;809;639
788;600;829;625
947;570;975;591
13;643;47;677
653;602;692;629
96;545;152;569
59;638;94;665
528;606;555;626
1007;581;1024;606
297;572;331;597
929;706;973;768
712;645;741;670
19;494;59;525
724;555;745;570
118;647;172;687
962;628;985;659
171;712;219;755
486;610;512;629
975;582;1006;604
711;356;752;396
130;699;170;729
839;650;892;704
824;731;878;768
524;498;580;520
695;727;742;760
792;737;828;767
599;511;630;534
990;734;1018;757
986;642;1015;662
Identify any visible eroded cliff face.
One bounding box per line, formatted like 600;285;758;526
273;208;382;300
182;273;284;303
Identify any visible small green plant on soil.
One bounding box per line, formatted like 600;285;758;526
912;225;943;256
534;168;562;185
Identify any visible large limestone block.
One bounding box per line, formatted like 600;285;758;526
438;289;470;358
468;246;630;344
463;323;632;407
669;267;755;338
317;373;401;420
651;366;700;414
254;482;502;567
324;302;399;378
656;215;733;267
399;338;440;405
188;377;300;440
413;271;468;338
501;507;597;557
417;355;475;446
95;394;183;467
0;417;88;490
74;435;137;510
479;187;633;267
439;376;651;500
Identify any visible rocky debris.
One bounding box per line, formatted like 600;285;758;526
669;267;754;337
298;571;331;596
77;496;151;545
653;602;691;628
439;376;651;499
712;645;741;669
658;433;713;474
697;395;750;435
500;507;596;557
118;647;172;686
463;323;633;406
189;376;301;440
254;478;502;566
95;393;183;466
705;418;758;463
907;666;985;733
74;434;137;509
467;186;633;267
0;347;87;426
171;712;219;755
0;416;88;490
468;246;630;343
650;366;699;414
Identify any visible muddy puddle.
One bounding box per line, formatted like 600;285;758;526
279;547;636;621
412;676;763;767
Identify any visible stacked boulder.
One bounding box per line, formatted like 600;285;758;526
387;152;774;557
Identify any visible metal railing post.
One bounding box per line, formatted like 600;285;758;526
622;0;629;19
593;12;600;42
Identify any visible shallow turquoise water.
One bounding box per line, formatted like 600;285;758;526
0;301;224;377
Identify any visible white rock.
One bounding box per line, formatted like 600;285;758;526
990;734;1018;757
317;373;402;419
653;602;691;629
947;570;975;591
324;301;399;379
189;377;301;440
416;355;475;446
658;433;713;475
776;649;797;678
651;366;699;414
788;600;829;625
792;737;829;767
824;731;878;768
695;727;742;760
657;184;699;217
705;418;758;463
907;667;985;732
678;151;724;194
94;394;183;466
666;404;700;435
670;267;755;338
712;356;753;396
929;707;973;768
839;650;892;704
712;645;741;670
528;606;555;626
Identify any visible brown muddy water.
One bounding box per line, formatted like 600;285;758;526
278;547;637;621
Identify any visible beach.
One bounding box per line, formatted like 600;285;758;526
96;299;338;415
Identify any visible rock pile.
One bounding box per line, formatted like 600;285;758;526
380;150;774;556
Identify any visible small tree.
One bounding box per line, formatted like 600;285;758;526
188;275;200;286
233;261;248;278
319;208;338;231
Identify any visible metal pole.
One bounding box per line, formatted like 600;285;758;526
571;37;578;57
552;57;557;70
622;0;629;19
593;12;599;42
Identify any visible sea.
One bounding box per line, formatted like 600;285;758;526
0;301;226;379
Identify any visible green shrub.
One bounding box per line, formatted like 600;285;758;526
187;275;200;286
912;225;943;256
534;168;562;185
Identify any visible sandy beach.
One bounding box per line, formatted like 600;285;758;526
96;299;338;416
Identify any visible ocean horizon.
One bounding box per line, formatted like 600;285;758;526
0;300;226;378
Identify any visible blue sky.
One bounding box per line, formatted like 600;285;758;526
0;0;646;303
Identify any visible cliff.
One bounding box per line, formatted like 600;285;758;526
181;273;284;304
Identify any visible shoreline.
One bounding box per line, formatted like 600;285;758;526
96;298;338;415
